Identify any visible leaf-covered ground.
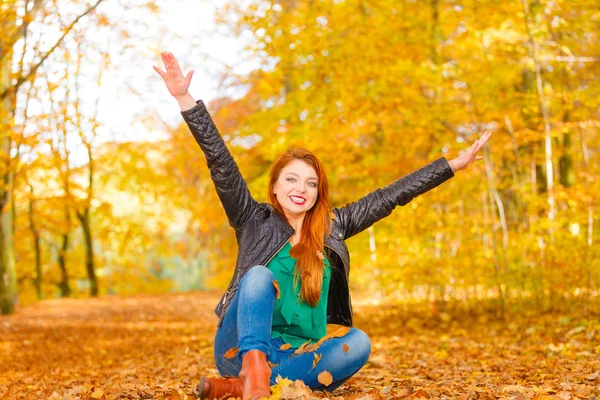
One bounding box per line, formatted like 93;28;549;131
1;291;599;399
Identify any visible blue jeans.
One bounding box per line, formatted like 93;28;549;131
214;266;371;392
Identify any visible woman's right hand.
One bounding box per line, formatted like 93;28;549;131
153;52;195;98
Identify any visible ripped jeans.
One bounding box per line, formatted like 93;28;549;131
213;266;371;392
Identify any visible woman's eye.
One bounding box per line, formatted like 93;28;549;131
286;178;295;182
308;182;317;188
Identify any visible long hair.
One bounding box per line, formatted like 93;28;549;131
268;148;331;307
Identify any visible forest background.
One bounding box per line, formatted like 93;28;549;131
1;0;599;318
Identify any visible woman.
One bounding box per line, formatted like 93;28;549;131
154;52;491;400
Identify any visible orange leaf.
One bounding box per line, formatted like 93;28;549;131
280;343;292;350
413;389;430;399
224;348;239;359
272;280;281;299
343;343;349;352
318;370;333;387
267;361;279;368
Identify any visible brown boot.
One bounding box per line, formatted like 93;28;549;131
193;376;243;399
239;350;271;400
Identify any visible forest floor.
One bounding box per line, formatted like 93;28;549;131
1;291;599;400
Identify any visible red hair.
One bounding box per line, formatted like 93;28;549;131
268;148;331;307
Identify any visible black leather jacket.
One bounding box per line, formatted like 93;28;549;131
181;101;455;327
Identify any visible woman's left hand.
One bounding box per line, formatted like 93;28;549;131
448;131;492;173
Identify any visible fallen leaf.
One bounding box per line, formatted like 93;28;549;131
272;280;281;300
280;343;292;350
343;343;349;352
412;389;429;399
318;370;333;387
224;348;239;359
91;389;104;399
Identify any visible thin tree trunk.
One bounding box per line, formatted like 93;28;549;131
28;184;42;300
521;0;555;241
483;143;509;311
57;204;71;298
0;6;18;314
78;211;97;297
580;127;594;300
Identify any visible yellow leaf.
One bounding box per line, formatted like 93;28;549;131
92;389;104;399
280;343;292;350
317;326;351;346
311;353;322;369
317;370;333;387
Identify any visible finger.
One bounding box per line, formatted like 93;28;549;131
474;132;490;153
185;69;195;85
153;65;166;78
475;156;483;161
470;139;479;154
168;52;182;72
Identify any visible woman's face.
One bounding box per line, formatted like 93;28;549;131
273;159;319;219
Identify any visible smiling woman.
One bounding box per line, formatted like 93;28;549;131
153;51;490;400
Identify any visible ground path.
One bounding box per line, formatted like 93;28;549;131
1;291;598;399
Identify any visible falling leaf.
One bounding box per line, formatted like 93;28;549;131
280;343;292;350
91;389;104;399
272;280;281;299
343;343;349;352
318;370;333;387
267;361;279;368
224;348;239;359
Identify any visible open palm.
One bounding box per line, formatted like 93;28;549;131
449;131;492;172
153;52;195;97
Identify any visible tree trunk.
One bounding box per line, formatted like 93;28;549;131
28;184;42;300
78;210;97;296
0;8;18;314
522;0;555;240
58;205;71;298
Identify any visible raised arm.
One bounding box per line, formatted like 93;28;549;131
154;52;258;229
334;132;492;239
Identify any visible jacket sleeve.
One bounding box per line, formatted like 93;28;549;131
181;100;259;229
333;157;454;239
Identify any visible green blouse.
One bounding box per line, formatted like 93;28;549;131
266;242;331;347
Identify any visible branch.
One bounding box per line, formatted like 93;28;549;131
0;0;106;101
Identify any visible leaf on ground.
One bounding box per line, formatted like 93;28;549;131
224;348;239;359
343;343;349;352
412;389;430;399
272;280;281;300
318;370;333;386
280;343;292;350
91;389;104;399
